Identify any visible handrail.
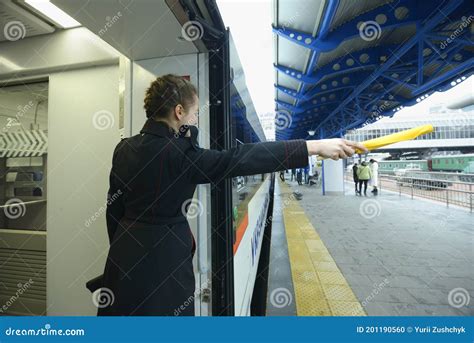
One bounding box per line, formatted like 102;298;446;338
344;171;473;212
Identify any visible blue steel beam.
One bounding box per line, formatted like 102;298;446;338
273;44;404;89
293;0;339;108
275;0;473;140
273;63;316;84
319;65;473;139
290;0;427;112
273;0;419;53
311;0;465;136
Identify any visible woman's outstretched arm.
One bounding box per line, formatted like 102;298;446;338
179;127;367;185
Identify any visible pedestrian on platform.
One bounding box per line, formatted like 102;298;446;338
369;159;379;195
279;170;285;182
356;161;372;196
296;168;303;185
291;168;296;181
352;163;359;194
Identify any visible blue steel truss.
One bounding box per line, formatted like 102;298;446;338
274;0;474;140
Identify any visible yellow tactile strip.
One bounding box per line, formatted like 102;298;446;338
279;181;366;316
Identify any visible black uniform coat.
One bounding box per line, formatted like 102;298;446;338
97;118;309;316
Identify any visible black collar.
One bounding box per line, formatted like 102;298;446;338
140;118;200;149
140;118;175;138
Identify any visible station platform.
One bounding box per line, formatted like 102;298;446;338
266;178;473;316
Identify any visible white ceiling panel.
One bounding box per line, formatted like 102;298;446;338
52;0;199;60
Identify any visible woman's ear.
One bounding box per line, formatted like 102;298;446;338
174;104;184;120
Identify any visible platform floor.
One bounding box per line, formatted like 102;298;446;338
267;178;473;316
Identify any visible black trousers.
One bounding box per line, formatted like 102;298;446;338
354;179;359;192
358;180;368;194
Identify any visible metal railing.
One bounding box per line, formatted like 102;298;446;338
345;171;474;212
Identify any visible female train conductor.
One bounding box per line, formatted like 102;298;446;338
97;74;367;316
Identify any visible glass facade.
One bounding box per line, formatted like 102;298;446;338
345;125;474;142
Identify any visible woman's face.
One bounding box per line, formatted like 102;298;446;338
176;95;199;127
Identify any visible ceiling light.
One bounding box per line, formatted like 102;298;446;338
307;130;315;136
25;0;80;28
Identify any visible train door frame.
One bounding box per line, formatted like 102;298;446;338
208;28;235;316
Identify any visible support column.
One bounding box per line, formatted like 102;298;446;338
322;159;344;195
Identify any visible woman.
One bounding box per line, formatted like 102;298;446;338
98;74;366;316
369;159;379;194
356;161;372;196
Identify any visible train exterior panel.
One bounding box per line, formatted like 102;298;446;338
431;154;474;172
233;176;271;316
378;160;429;174
379;154;474;174
229;32;271;316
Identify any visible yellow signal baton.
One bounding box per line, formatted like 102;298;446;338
317;124;434;159
355;124;434;153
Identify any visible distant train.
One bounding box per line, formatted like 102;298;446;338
378;154;474;174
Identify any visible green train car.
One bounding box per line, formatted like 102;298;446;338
431;154;474;172
379;154;474;174
378;160;429;174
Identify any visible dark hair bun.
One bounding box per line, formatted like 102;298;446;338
144;74;197;119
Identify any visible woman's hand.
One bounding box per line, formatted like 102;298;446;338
306;139;368;160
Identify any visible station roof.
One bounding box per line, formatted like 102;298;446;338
273;0;474;140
